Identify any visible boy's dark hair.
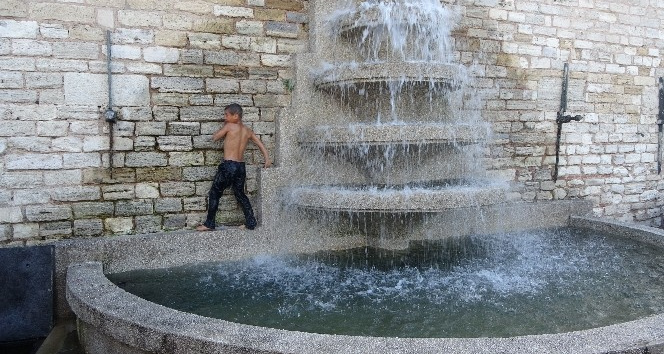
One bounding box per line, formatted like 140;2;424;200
224;103;243;119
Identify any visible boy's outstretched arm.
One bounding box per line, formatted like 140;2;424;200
251;133;272;168
211;125;229;142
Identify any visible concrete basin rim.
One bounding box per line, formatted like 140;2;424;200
66;262;664;353
65;216;664;353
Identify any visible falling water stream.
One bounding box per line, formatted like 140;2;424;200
291;0;491;217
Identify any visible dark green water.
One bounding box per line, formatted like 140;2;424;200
109;227;664;338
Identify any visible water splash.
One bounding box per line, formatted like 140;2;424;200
330;0;460;62
110;228;664;338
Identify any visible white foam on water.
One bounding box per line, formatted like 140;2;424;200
109;228;664;337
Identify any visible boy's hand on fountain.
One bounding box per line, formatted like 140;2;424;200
264;159;272;168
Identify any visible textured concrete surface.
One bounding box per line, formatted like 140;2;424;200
65;216;664;354
35;321;82;354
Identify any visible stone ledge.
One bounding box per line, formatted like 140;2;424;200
288;183;507;212
298;123;491;147
313;62;464;92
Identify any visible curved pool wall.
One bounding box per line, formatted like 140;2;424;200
55;199;584;319
64;210;664;354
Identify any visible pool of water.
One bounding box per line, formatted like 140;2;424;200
109;227;664;338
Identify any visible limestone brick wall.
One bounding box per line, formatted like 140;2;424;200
0;0;308;245
2;0;664;246
455;0;664;226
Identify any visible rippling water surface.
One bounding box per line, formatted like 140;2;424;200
109;227;664;338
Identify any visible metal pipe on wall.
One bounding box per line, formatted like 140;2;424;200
104;30;117;179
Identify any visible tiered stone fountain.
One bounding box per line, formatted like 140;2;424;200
260;0;573;247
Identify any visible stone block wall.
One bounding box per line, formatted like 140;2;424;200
451;0;664;225
0;0;309;245
1;0;664;246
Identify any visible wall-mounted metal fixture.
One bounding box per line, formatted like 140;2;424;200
105;30;117;179
105;30;117;124
104;107;117;123
553;63;583;182
657;77;663;174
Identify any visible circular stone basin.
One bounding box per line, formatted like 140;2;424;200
287;181;506;212
313;62;463;92
109;227;664;338
66;217;664;353
298;123;490;148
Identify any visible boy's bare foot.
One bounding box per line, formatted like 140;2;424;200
196;225;214;231
238;225;246;230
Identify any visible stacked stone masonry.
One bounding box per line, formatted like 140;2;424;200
455;0;664;225
0;0;308;244
1;0;664;245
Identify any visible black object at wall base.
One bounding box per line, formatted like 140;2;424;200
0;245;54;343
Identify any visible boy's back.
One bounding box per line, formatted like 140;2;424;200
220;122;252;162
211;111;271;168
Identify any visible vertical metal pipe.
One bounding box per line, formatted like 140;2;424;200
105;30;117;179
106;30;112;110
658;77;663;174
553;63;569;182
553;63;582;182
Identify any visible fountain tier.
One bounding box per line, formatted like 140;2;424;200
329;0;458;63
288;183;506;212
298;123;490;148
313;62;463;93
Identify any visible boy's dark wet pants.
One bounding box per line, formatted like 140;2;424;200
203;160;257;230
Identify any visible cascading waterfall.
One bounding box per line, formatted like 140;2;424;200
285;0;506;242
330;0;459;63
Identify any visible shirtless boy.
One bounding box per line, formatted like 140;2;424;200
196;103;272;231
